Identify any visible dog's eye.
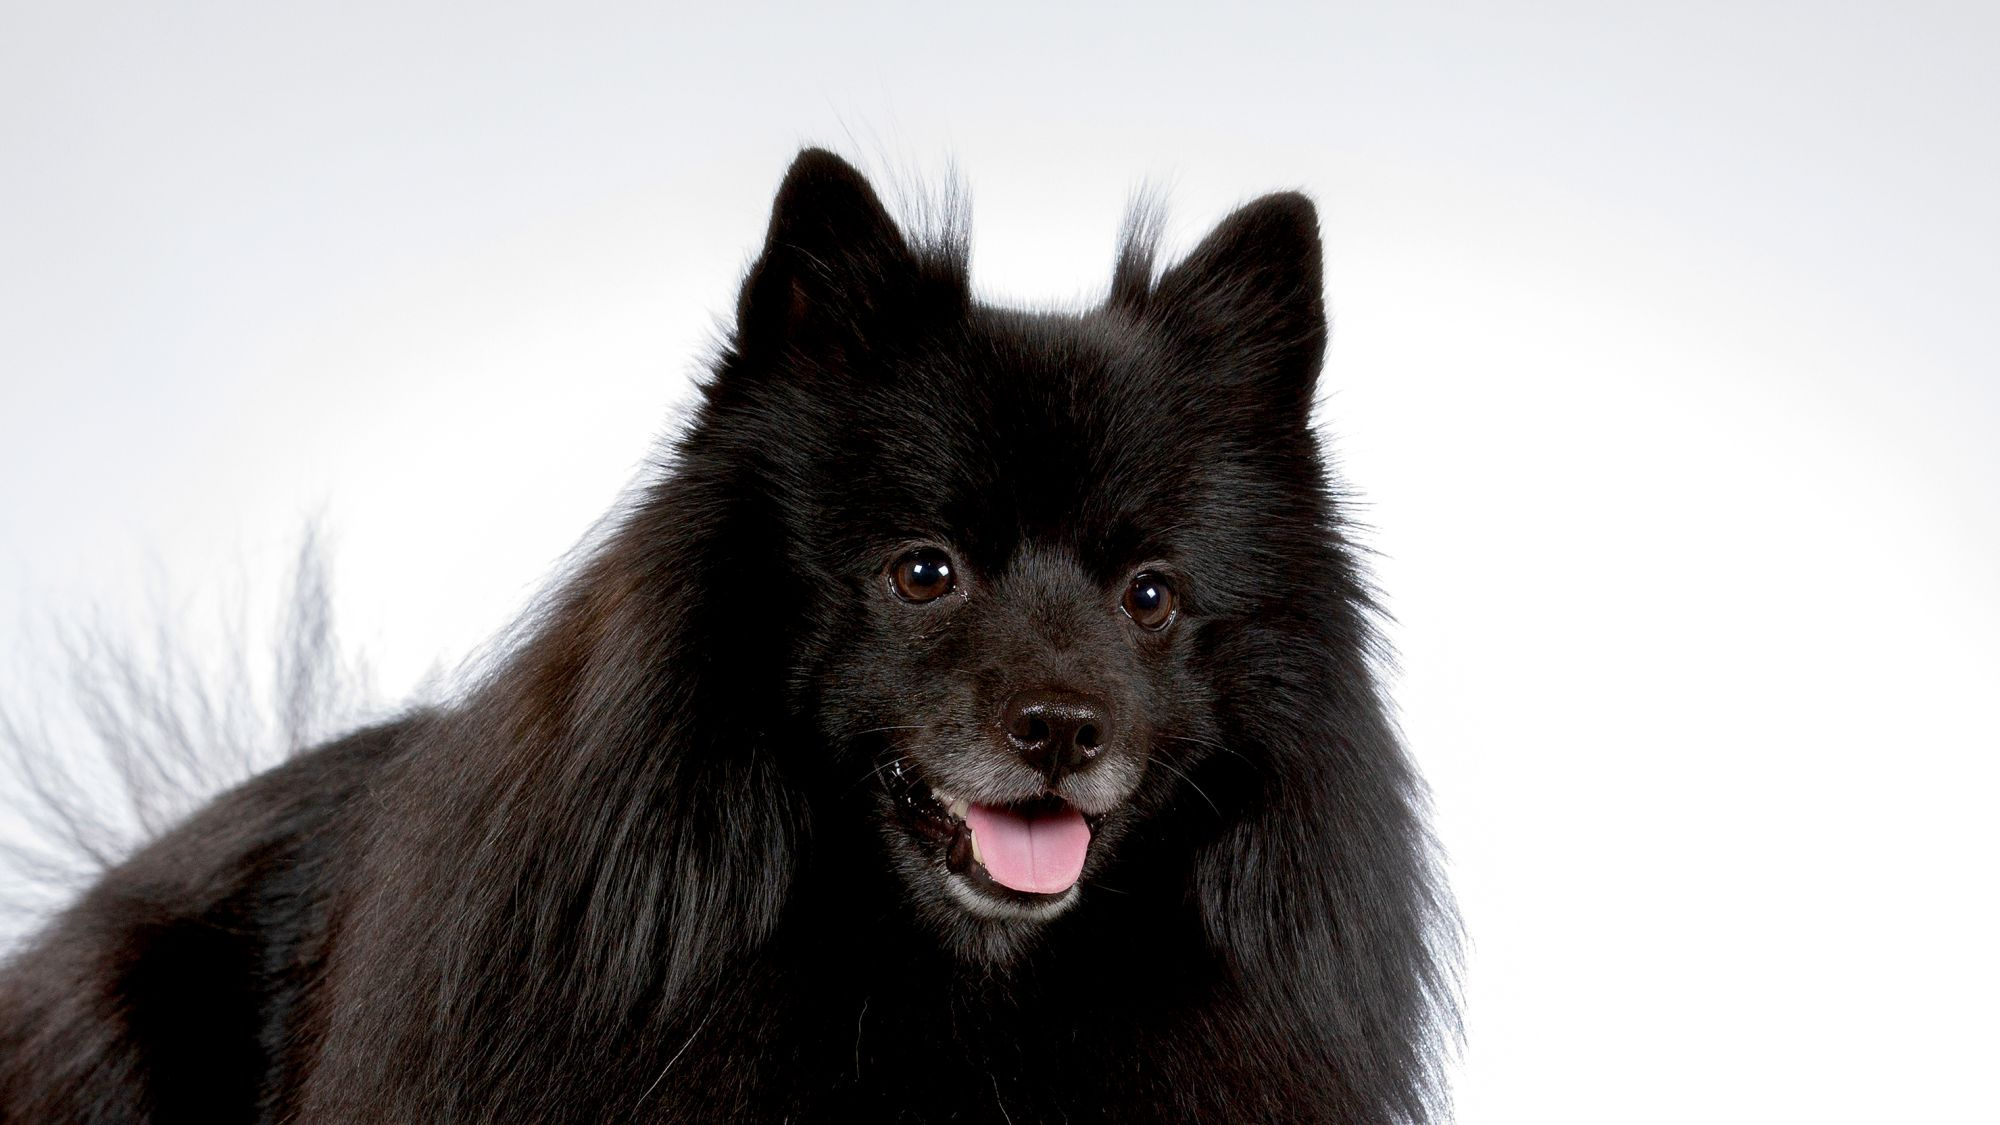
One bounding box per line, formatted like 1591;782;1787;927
1122;572;1176;630
890;548;956;603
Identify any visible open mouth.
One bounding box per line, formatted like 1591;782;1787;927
887;758;1097;905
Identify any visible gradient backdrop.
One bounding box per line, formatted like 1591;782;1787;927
3;4;1995;1121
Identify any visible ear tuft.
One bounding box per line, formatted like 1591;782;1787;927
1109;194;1166;309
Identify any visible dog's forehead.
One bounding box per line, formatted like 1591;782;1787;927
833;310;1231;572
923;311;1192;455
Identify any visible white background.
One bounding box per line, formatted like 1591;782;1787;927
2;3;1996;1121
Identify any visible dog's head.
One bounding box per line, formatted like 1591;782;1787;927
710;151;1334;960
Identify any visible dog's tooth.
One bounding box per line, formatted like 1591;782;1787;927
947;797;969;819
969;827;984;866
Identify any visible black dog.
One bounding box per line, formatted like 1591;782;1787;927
0;150;1457;1122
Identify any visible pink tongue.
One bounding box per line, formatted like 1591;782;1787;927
963;802;1091;895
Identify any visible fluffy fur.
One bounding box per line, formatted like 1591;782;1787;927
0;150;1457;1122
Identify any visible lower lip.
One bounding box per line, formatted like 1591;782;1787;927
948;845;1078;905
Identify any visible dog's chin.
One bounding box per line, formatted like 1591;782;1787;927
878;759;1108;964
887;834;1082;966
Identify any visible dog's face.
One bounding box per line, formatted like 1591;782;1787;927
721;153;1329;961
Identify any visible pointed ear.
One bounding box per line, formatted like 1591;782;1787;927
1134;193;1326;418
735;149;917;357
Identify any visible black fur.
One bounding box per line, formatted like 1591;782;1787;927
0;150;1457;1123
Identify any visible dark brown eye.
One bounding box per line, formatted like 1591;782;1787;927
890;548;955;603
1122;572;1176;630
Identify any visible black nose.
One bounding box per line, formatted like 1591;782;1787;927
1000;689;1112;779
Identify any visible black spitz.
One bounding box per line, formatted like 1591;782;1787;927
0;150;1457;1122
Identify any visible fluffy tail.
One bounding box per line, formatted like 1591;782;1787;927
0;529;371;948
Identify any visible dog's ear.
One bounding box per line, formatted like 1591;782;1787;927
735;149;917;358
1128;193;1326;420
